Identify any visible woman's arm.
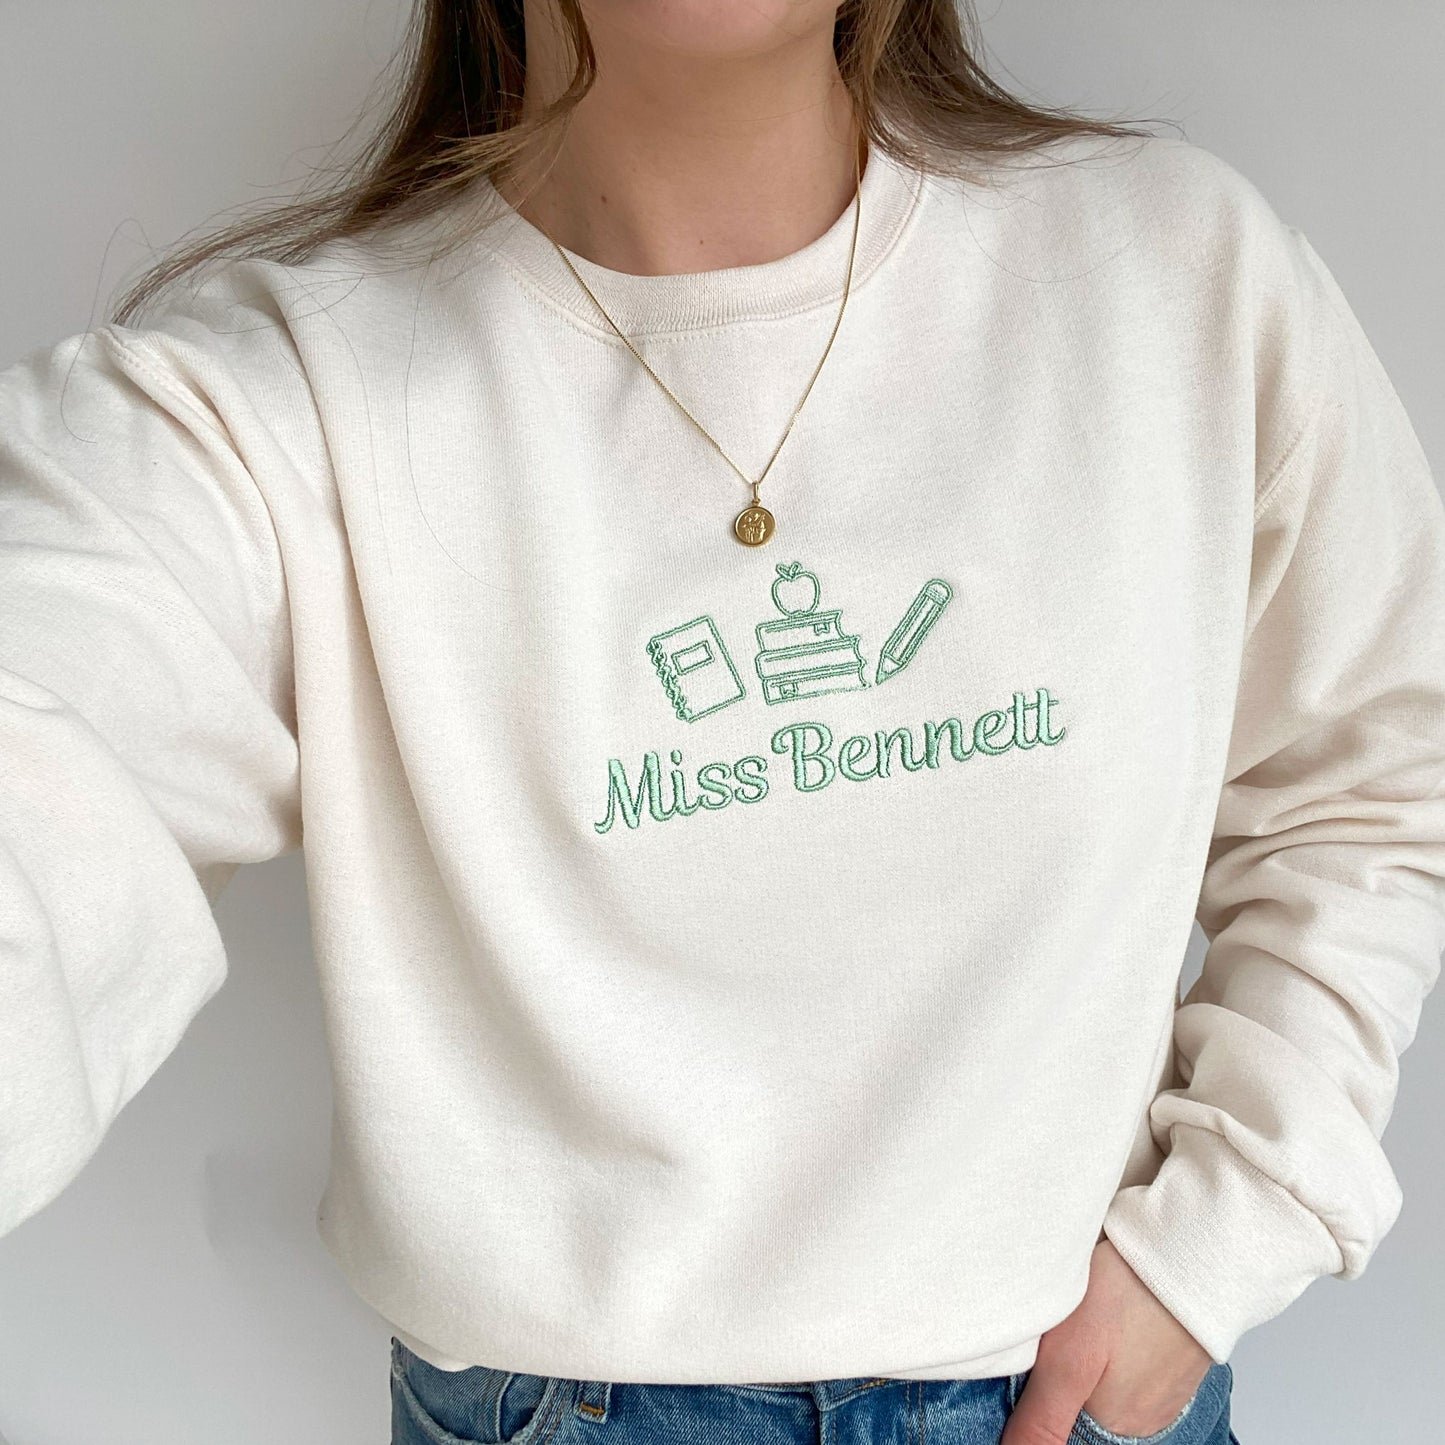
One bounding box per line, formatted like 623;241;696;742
0;310;304;1236
1102;224;1445;1363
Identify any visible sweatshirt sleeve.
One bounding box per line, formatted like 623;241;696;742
1102;226;1445;1364
0;318;303;1238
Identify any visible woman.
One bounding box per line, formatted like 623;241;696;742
1;1;1440;1442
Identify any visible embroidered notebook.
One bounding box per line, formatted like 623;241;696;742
646;616;747;722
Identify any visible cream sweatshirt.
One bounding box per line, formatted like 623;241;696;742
1;132;1443;1385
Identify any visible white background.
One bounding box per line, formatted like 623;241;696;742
0;2;1441;1440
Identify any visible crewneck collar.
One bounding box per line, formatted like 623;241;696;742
463;143;926;337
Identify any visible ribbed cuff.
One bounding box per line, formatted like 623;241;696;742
1101;1122;1348;1363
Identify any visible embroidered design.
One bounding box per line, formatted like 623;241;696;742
645;615;746;722
599;562;1067;834
591;689;1066;833
754;562;868;704
875;578;952;684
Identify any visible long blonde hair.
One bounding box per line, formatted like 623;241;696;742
111;0;1166;325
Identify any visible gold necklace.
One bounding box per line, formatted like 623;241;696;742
545;137;864;547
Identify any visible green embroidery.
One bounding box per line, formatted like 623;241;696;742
923;718;970;766
837;732;877;781
731;755;770;804
593;749;773;833
1017;688;1066;746
645;615;745;722
770;721;835;792
874;725;928;777
694;761;734;810
876;578;952;684
593;752;672;833
592;689;1067;834
646;562;956;723
667;747;703;817
974;710;1011;755
755;562;869;705
608;558;1068;834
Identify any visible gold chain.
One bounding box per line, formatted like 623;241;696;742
543;135;865;546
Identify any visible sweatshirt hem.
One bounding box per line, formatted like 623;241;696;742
389;1318;1042;1384
320;1198;1045;1385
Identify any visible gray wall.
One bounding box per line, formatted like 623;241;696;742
0;2;1440;1440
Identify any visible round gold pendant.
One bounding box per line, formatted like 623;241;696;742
734;504;775;547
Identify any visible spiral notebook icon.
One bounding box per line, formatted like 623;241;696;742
645;615;747;722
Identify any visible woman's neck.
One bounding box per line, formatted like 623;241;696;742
498;3;862;277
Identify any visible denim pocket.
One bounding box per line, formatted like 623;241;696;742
390;1336;573;1445
1007;1361;1232;1445
1071;1361;1232;1445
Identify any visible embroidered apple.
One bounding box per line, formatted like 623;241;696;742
771;561;821;617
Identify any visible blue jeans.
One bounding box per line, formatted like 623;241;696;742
390;1337;1238;1445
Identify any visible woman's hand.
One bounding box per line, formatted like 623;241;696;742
1000;1238;1214;1445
